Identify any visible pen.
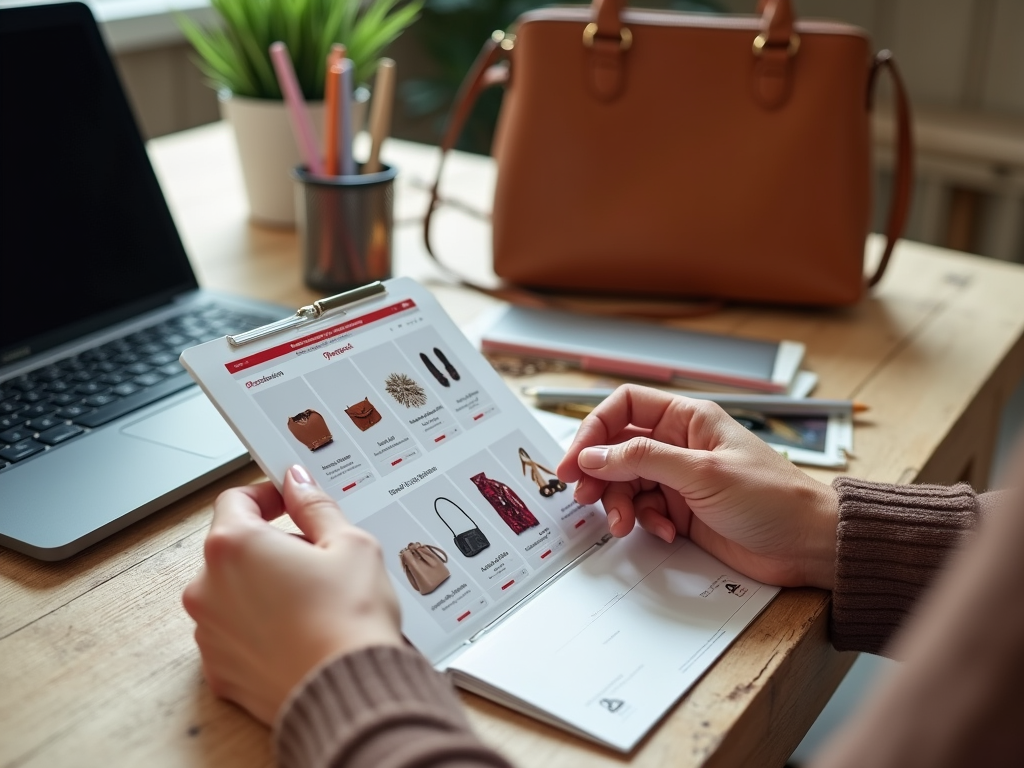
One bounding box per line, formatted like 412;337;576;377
364;58;395;174
324;61;341;176
328;43;346;71
325;44;346;176
269;41;324;176
339;59;356;176
521;386;868;417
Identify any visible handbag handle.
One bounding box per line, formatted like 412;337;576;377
867;50;913;288
434;497;478;536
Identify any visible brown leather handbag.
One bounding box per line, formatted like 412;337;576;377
426;0;913;308
286;409;333;451
345;397;382;431
399;542;451;595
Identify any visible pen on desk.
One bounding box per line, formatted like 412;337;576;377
324;44;346;176
328;43;346;71
522;386;868;417
339;58;356;176
324;61;341;176
269;42;324;177
364;58;395;174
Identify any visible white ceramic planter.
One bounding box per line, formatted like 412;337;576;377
220;91;369;228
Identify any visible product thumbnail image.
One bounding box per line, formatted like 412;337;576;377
434;348;460;381
420;352;449;387
345;397;382;431
435;496;490;557
519;447;568;497
385;372;427;409
399;542;450;595
419;347;461;388
286;409;333;451
471;472;539;535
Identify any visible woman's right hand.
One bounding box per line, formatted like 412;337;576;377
556;385;840;589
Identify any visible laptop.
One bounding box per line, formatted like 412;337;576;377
0;2;288;560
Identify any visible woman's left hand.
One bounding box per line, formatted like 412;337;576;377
182;465;402;725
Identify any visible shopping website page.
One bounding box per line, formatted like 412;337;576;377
183;279;605;662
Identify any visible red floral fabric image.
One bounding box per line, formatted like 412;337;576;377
470;472;539;534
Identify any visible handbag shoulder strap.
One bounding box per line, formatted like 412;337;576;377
423;34;509;283
867;50;913;288
434;497;477;535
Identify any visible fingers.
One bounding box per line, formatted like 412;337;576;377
281;465;350;545
599;481;639;537
633;490;676;543
558;385;675;483
209;481;283;536
576;436;711;496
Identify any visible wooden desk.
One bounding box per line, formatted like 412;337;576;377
3;122;1024;768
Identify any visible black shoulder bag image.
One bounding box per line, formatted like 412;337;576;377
435;497;490;557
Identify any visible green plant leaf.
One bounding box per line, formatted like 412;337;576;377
180;0;421;99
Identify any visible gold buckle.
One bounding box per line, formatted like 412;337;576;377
752;32;800;56
490;29;516;51
582;22;632;51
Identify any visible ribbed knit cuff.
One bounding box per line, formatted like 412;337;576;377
273;645;511;768
830;477;980;656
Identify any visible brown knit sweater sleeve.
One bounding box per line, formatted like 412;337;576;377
830;477;996;656
274;645;512;768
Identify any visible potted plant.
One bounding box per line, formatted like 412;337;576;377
182;0;421;226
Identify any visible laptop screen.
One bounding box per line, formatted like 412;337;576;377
0;2;198;366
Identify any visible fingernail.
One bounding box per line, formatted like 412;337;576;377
289;465;314;485
574;478;585;500
579;446;609;469
659;520;675;543
607;508;621;530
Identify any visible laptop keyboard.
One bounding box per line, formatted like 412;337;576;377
0;305;270;471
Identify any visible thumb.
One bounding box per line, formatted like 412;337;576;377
577;438;706;493
281;465;349;543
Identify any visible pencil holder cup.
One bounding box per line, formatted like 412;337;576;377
293;164;397;293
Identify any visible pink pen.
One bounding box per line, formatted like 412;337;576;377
269;41;324;176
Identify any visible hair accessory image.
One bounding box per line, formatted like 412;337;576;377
435;497;489;557
399;542;450;595
470;472;539;534
384;372;427;408
433;347;460;381
344;397;382;431
519;448;567;497
286;409;333;451
420;352;449;387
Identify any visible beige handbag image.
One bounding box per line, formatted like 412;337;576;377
399;542;450;595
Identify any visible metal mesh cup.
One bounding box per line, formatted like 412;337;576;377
293;164;397;292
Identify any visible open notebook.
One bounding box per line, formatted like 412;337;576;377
180;278;779;752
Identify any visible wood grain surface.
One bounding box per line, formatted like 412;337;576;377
2;123;1024;768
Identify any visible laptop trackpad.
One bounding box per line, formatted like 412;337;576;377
121;392;242;458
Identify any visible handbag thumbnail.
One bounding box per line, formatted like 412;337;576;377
345;397;382;431
399;542;451;595
435;496;490;557
286;409;333;451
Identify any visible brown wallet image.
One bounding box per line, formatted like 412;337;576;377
286;409;333;451
345;397;382;431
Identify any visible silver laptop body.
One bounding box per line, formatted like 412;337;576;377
0;2;286;559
